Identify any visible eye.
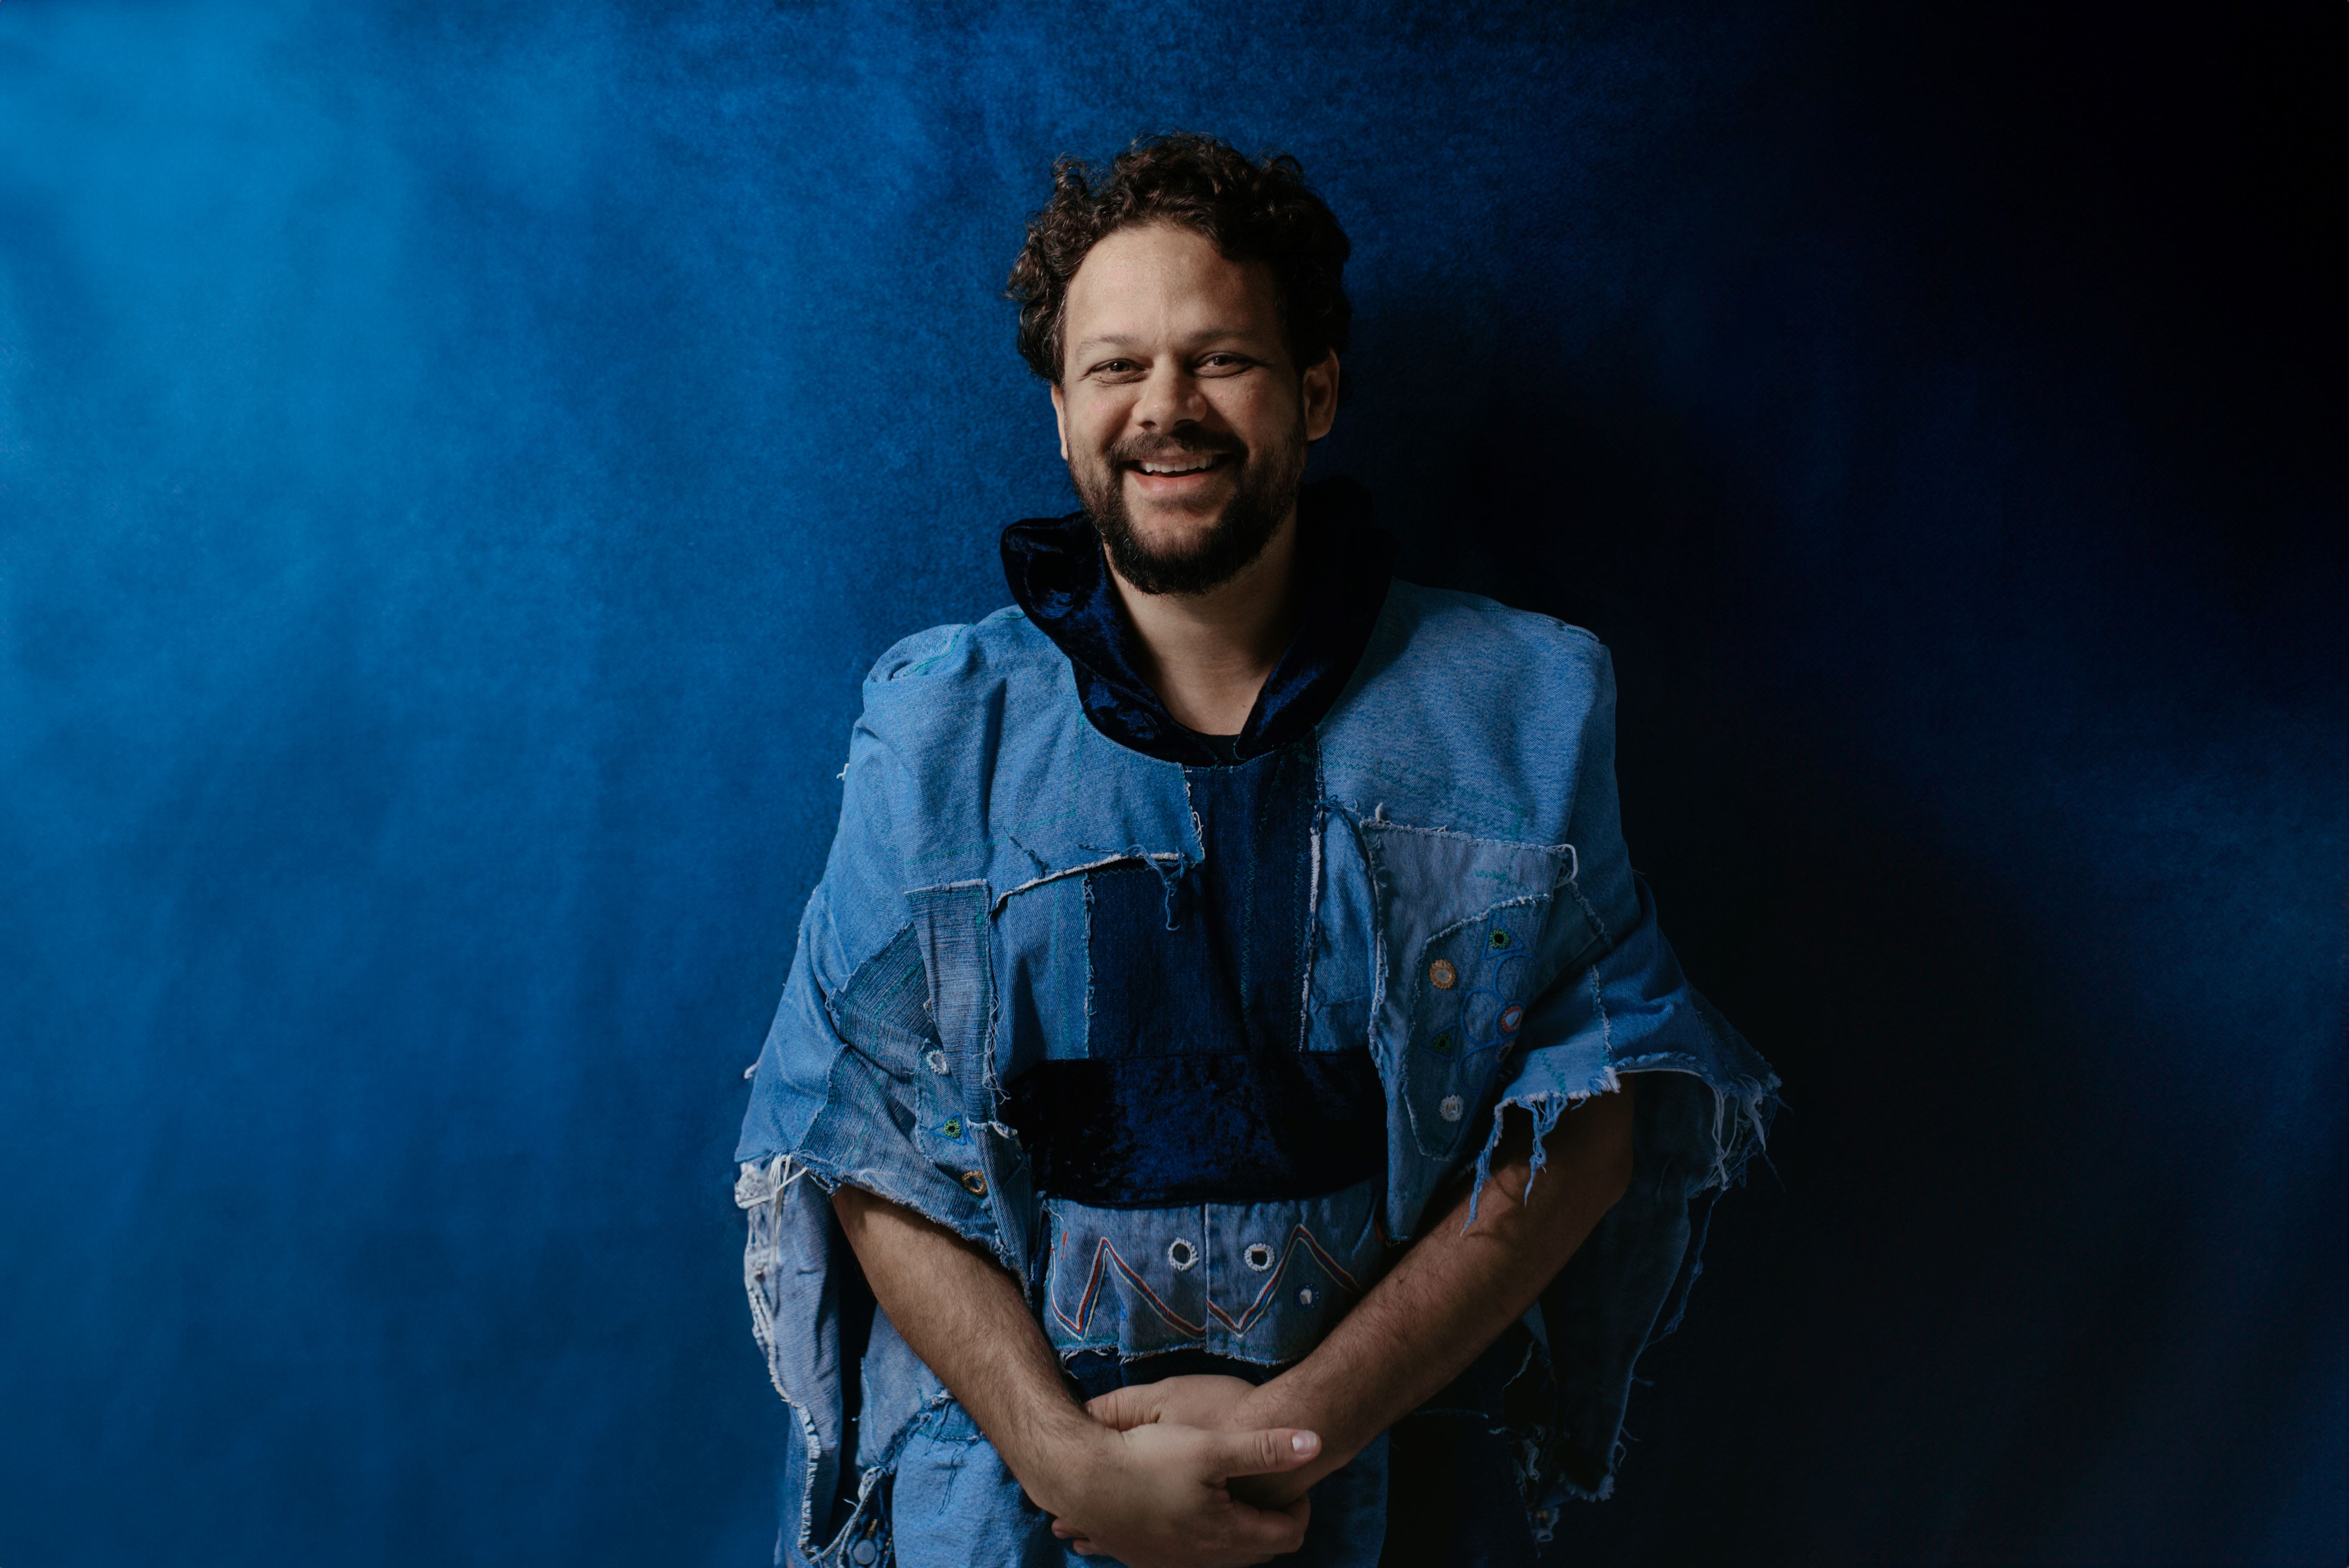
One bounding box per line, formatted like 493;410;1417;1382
1197;353;1254;374
1087;358;1144;380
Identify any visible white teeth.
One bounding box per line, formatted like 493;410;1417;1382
1138;460;1211;475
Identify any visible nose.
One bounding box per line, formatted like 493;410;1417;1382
1131;359;1205;432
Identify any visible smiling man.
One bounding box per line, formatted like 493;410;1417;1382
732;136;1777;1568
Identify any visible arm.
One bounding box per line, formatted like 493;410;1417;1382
1083;1082;1636;1506
830;1185;1324;1568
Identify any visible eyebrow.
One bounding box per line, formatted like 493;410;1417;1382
1069;327;1266;356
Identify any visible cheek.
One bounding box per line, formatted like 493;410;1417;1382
1066;405;1123;461
1213;383;1295;446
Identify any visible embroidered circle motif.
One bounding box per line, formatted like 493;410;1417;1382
1167;1238;1197;1271
1499;1003;1525;1034
1297;1287;1317;1306
1243;1242;1275;1272
959;1170;987;1196
1428;1030;1456;1056
1489;929;1512;950
924;1048;948;1075
1428;958;1457;990
1439;1094;1465;1122
938;1116;963;1140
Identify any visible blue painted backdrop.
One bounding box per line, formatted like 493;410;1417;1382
2;3;2340;1564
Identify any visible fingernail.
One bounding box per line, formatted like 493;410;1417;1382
1291;1432;1318;1454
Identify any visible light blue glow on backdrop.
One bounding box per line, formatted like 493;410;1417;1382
2;3;2341;1565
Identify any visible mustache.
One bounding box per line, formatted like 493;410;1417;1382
1108;430;1248;467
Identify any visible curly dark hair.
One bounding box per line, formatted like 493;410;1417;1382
1006;133;1352;387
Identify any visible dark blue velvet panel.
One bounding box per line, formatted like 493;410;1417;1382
0;3;2339;1565
1004;731;1379;1207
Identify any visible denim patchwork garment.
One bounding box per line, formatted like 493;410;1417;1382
734;481;1777;1567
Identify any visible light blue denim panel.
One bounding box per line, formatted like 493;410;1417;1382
906;881;1042;1278
1355;820;1586;1235
735;1156;858;1568
1317;584;1612;847
1039;1179;1388;1365
886;1401;1073;1568
1200;1178;1387;1363
1039;1197;1211;1359
859;609;1203;900
1396;890;1561;1163
991;871;1090;1068
1499;874;1777;1176
739;914;855;1159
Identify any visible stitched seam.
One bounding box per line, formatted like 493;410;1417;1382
991;851;1181;914
1205;1222;1366;1334
1051;1237;1208;1341
1357;818;1577;855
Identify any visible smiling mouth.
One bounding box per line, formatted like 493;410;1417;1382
1127;453;1226;478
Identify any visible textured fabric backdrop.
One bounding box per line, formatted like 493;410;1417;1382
1;3;2339;1565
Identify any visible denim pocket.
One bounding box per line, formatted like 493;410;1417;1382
1357;822;1597;1167
1399;899;1554;1160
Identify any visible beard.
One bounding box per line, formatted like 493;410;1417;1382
1071;420;1308;597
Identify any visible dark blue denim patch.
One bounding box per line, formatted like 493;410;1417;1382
1002;1051;1386;1206
1081;738;1317;1062
1007;734;1390;1207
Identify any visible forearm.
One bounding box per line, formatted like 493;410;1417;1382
834;1184;1324;1567
1244;1084;1635;1484
829;1185;1095;1514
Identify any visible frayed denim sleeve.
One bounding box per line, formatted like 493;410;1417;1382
1468;874;1777;1215
732;673;1027;1568
1467;643;1776;1212
734;691;922;1165
735;648;1032;1234
1456;646;1778;1518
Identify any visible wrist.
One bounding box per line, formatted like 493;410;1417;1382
1237;1377;1355;1468
1005;1402;1116;1518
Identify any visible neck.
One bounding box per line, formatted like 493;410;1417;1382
1105;509;1301;737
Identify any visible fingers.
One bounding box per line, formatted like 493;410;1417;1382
1219;1498;1311;1558
1210;1426;1321;1480
1084;1384;1158;1431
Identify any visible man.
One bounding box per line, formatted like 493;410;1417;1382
734;134;1775;1568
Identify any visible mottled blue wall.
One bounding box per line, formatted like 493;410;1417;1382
1;3;2339;1564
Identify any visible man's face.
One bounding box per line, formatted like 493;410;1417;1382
1051;222;1338;596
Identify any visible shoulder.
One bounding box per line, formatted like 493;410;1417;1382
854;606;1064;738
1377;581;1612;690
845;602;1177;891
1318;582;1615;840
863;605;1062;689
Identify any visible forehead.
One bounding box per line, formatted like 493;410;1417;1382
1062;222;1281;350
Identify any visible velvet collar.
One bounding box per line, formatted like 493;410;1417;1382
999;477;1396;767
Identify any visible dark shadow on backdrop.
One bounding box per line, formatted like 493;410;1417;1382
1309;4;2345;1559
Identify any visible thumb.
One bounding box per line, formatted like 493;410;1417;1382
1210;1426;1321;1480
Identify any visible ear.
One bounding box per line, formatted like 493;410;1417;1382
1050;381;1069;462
1301;350;1340;442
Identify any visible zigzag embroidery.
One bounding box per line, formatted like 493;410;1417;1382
1049;1224;1364;1343
1208;1224;1363;1335
1052;1236;1205;1340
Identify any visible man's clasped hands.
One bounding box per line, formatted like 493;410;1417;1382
1026;1372;1338;1568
